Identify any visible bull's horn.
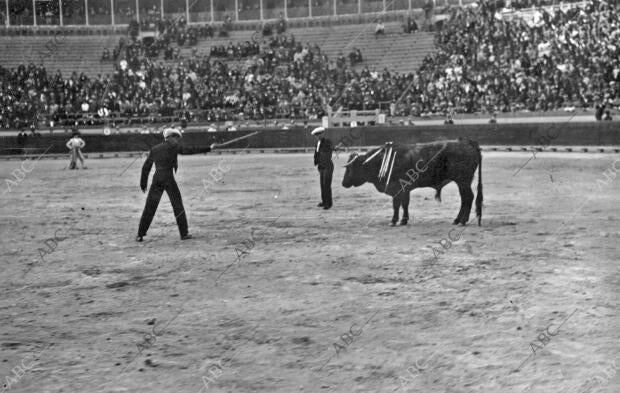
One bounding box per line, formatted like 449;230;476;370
343;155;359;167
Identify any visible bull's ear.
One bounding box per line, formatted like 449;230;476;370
343;155;359;167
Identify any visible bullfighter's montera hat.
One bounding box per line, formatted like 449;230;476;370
311;126;325;135
163;127;183;139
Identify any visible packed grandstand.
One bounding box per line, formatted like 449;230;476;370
0;0;618;130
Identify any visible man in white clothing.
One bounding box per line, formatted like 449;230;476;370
66;132;87;169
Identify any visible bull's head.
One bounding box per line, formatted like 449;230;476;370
342;153;366;188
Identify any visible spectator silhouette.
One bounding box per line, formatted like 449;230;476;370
404;14;418;33
423;0;434;30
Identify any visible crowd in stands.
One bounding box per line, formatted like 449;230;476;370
1;0;619;129
103;17;211;63
395;0;620;115
210;41;260;58
0;31;331;129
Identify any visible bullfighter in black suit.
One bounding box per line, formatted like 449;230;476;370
313;127;334;210
137;127;216;242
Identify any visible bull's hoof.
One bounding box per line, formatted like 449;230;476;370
452;219;460;225
390;221;397;226
400;220;408;226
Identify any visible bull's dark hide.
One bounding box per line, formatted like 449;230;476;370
342;138;483;226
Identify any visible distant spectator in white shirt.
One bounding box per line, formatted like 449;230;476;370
375;20;385;36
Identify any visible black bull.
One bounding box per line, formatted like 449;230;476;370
342;139;483;226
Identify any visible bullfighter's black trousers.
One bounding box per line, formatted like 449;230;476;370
319;163;333;207
138;178;188;237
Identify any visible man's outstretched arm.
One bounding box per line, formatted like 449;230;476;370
177;143;216;155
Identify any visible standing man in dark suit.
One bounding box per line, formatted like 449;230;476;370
312;127;334;210
137;127;217;242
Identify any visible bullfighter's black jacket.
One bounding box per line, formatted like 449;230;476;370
141;141;212;190
314;137;334;169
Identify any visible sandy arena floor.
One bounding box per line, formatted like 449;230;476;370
0;151;619;393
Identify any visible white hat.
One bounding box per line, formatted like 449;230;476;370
311;126;325;136
163;127;183;139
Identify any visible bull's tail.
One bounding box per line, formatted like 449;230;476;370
475;144;483;226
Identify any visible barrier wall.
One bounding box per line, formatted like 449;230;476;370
1;122;619;155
